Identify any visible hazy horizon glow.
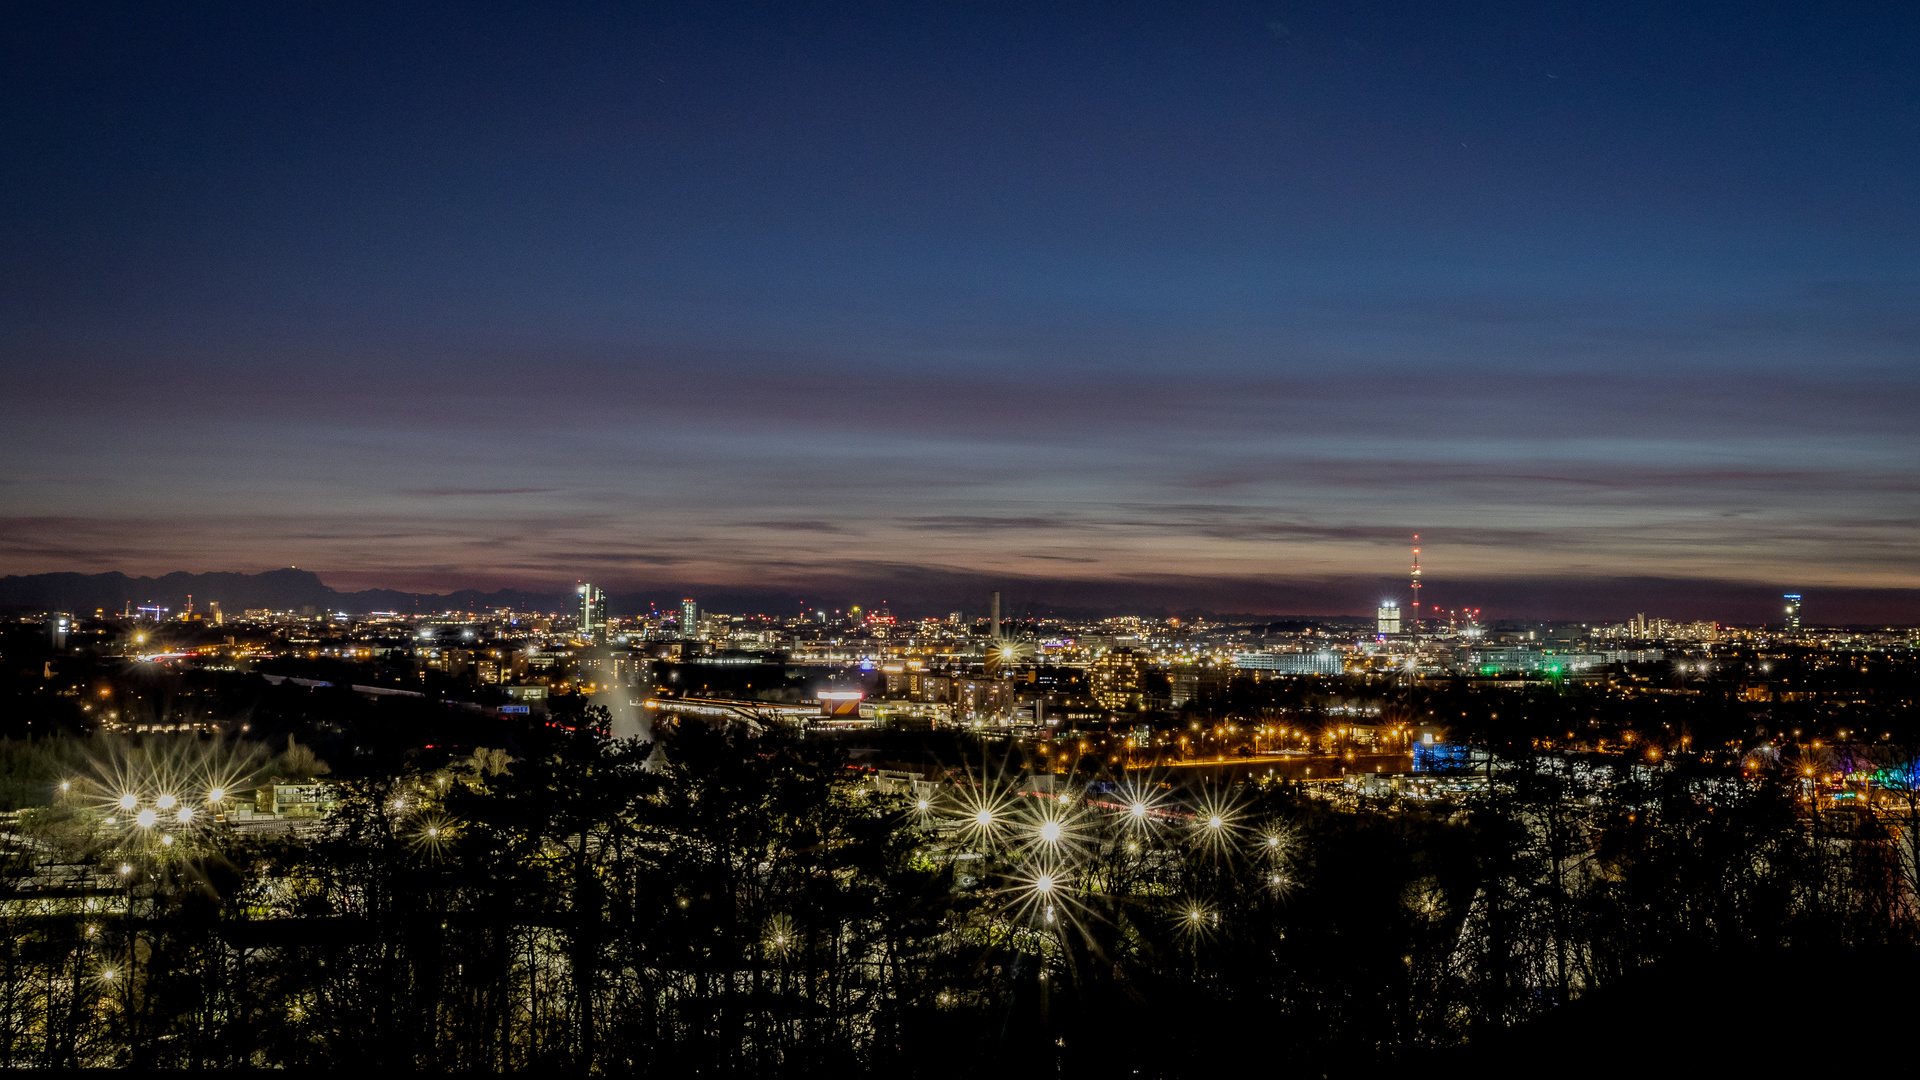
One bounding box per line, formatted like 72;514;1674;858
3;3;1917;620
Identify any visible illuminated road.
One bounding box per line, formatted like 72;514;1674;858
1154;753;1419;780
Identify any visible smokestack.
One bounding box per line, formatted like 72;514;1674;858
991;591;1000;641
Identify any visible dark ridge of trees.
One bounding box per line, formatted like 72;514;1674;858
0;713;1914;1074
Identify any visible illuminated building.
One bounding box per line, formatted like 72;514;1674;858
1783;593;1801;633
1234;651;1343;675
1376;601;1401;635
1460;648;1607;676
1088;649;1148;709
681;598;700;640
255;781;334;819
818;690;863;717
578;583;607;643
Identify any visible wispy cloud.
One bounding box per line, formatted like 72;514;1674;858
401;487;555;497
902;516;1061;531
741;520;848;533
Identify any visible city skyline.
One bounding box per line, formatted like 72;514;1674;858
0;564;1893;628
4;3;1917;619
4;7;1915;1065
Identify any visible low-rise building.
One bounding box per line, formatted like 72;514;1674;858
254;780;334;819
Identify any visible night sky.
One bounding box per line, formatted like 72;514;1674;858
4;2;1917;621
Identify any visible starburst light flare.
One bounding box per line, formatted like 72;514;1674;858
410;814;457;857
1176;900;1219;939
1019;796;1087;855
1115;778;1171;831
1253;820;1297;866
87;737;273;830
1007;860;1085;931
951;782;1019;848
1189;788;1244;854
763;914;797;957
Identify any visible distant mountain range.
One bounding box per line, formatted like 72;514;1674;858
0;569;567;618
0;568;1277;622
0;569;912;621
9;567;1898;625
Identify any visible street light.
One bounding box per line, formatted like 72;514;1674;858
117;793;137;811
135;809;157;828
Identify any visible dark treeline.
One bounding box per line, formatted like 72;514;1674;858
1;711;1918;1074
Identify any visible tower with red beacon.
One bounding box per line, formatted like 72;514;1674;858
1409;535;1422;648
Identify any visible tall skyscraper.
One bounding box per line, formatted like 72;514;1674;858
1783;594;1802;633
578;583;606;643
681;598;699;640
1376;601;1401;635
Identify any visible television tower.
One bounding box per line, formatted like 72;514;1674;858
1409;535;1422;647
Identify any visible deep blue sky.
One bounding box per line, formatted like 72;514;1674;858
4;2;1917;620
